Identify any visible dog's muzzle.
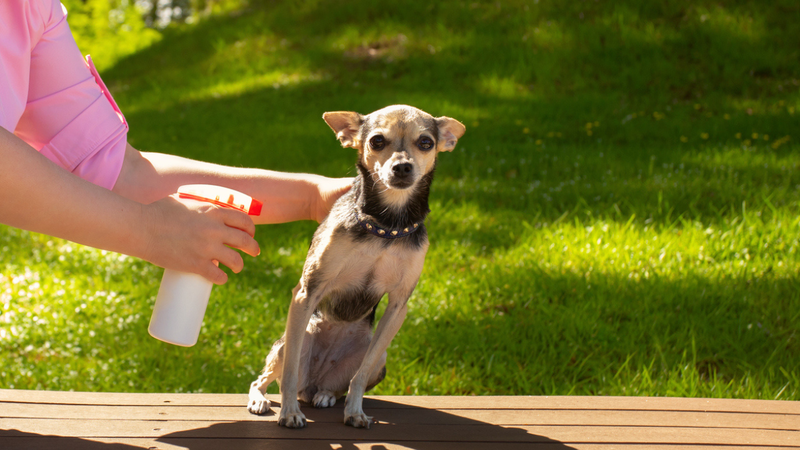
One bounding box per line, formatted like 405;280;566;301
387;162;414;188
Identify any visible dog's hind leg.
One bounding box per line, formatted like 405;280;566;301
247;338;284;415
247;371;276;415
308;324;385;409
311;390;338;408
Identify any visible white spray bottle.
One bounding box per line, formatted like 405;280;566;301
148;184;262;347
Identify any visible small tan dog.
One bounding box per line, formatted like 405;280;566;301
247;105;465;428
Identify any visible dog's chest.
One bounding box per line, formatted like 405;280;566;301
311;232;427;322
332;237;424;291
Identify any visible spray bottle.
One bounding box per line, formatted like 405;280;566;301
148;184;262;347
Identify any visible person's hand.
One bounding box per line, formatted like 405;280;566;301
141;195;261;284
311;176;353;223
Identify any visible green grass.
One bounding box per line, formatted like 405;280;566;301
2;0;799;400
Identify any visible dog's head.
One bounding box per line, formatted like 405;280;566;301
323;105;465;202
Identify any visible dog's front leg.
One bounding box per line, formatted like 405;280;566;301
344;294;410;428
277;282;319;428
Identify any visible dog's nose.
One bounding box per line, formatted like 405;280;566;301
392;163;413;178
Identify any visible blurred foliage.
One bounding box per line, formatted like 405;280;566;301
61;0;161;71
61;0;247;70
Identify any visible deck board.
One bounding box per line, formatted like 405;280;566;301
1;389;798;449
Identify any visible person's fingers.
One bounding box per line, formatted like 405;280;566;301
218;207;257;237
223;227;261;258
212;208;260;257
213;245;245;274
201;263;229;285
144;196;259;283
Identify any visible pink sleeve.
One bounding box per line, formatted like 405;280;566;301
11;0;128;190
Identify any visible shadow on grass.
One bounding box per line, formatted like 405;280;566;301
104;0;799;229
107;0;800;101
104;0;800;121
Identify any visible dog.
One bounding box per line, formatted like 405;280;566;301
246;105;465;428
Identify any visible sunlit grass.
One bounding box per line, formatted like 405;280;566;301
2;0;799;400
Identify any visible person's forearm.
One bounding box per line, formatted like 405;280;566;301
0;127;152;258
0;129;260;283
113;145;334;224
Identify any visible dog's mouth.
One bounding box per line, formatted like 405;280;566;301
386;177;415;190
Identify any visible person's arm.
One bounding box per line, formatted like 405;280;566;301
111;144;352;224
0;127;259;285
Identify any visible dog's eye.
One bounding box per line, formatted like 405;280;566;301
418;136;434;151
369;135;385;150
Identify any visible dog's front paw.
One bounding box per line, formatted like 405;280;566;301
247;398;271;415
278;408;308;428
344;411;374;429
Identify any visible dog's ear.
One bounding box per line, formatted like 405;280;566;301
435;117;466;152
323;111;363;149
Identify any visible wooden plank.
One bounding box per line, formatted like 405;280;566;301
367;396;800;416
0;389;248;407
2;389;798;415
2;437;796;450
2;419;799;446
2;402;799;431
0;436;570;450
2;390;799;449
33;437;797;450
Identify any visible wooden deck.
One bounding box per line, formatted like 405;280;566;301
1;389;798;449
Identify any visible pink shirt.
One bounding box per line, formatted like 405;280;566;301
0;0;127;190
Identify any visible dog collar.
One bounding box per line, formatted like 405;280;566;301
354;210;423;239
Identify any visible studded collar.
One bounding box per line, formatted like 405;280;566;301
354;208;424;239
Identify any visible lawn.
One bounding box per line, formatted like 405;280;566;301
1;0;799;400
